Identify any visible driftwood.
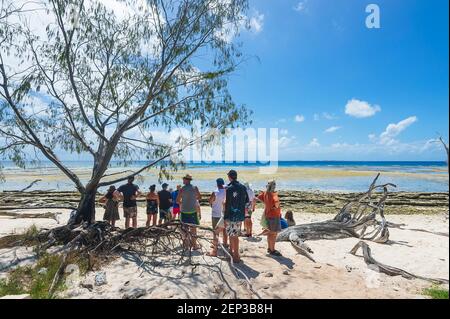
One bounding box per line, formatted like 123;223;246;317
0;211;61;221
350;241;449;285
277;173;395;261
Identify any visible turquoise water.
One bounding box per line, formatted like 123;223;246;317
0;161;448;193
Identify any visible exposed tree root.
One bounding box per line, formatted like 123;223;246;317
7;221;260;299
350;241;449;285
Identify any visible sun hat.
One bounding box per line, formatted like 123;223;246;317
183;174;193;180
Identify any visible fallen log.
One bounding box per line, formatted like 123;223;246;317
350;241;449;285
277;173;394;260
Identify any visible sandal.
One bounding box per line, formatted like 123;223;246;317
268;249;282;257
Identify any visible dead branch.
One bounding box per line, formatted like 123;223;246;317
350;241;449;285
278;173;395;259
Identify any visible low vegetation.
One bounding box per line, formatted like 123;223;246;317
423;286;449;299
0;226;89;299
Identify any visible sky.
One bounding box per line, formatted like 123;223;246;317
226;0;449;161
3;0;448;163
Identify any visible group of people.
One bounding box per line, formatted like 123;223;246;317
99;170;296;263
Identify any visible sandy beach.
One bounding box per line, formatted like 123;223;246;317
1;202;448;299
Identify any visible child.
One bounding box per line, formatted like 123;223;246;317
100;186;120;227
146;185;159;227
285;211;296;227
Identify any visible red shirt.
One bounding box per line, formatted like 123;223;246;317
258;191;281;218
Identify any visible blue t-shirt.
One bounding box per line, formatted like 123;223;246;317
280;218;289;229
172;190;179;209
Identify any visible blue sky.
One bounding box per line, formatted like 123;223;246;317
228;0;449;161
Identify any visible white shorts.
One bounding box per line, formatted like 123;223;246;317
225;220;242;237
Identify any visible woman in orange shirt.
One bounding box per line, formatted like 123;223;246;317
257;180;282;256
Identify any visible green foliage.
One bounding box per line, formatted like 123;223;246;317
1;0;252;194
0;254;62;299
423;286;449;299
0;252;89;299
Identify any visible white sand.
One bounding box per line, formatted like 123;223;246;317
0;207;448;299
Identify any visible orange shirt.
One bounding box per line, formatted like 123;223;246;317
258;191;281;218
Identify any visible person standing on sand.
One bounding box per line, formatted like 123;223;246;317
208;178;227;257
224;170;249;263
243;182;256;237
177;174;202;249
171;185;181;220
257;180;282;256
146;185;159;227
158;183;173;224
99;186;120;227
117;176;141;229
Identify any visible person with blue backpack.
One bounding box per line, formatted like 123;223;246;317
224;170;249;263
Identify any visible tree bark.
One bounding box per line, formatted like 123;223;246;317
74;187;98;224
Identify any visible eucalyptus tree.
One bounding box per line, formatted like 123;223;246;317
0;0;251;223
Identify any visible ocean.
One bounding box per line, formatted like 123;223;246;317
0;160;448;193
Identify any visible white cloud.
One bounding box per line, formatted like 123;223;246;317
280;129;289;136
249;11;264;34
345;99;381;118
324;126;341;133
215;9;264;42
293;1;307;12
279;136;296;148
379;116;418;145
308;138;320;147
295;115;305;123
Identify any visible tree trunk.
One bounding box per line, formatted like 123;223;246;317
74;188;97;225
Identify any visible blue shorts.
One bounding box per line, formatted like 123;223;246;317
181;212;199;225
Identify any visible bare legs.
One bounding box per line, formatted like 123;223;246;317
267;231;277;252
244;218;253;237
209;228;228;257
182;225;199;250
146;213;157;227
229;236;240;263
